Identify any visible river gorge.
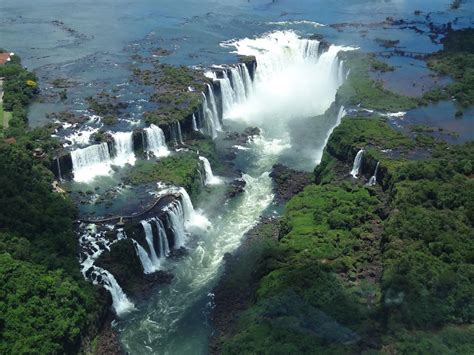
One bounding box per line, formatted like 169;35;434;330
0;0;473;354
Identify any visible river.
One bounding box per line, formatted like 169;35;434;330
1;0;472;353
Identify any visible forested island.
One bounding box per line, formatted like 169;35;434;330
0;3;473;354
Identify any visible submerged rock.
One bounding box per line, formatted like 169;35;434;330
226;178;246;198
224;127;261;145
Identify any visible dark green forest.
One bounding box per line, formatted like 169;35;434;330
0;53;106;354
213;30;474;354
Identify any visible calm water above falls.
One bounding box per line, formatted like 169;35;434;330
2;1;473;354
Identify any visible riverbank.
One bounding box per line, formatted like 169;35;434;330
209;28;474;354
211;116;474;354
1;6;473;352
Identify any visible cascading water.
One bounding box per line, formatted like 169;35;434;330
206;84;221;127
99;268;136;315
217;71;235;118
228;67;247;103
112;131;136;166
239;63;253;97
201;93;216;138
79;227;134;315
177;122;184;145
367;161;380;186
166;202;187;249
141;220;161;268
169;122;184;145
337;59;346;86
192;114;198;131
133;239;157;274
350;149;364;178
198;156;222;185
155;218;170;258
71;142;112;183
201;87;222;139
119;31;355;353
145;124;170;158
55;157;62;181
177;186;210;230
314;106;347;164
220;31;355;124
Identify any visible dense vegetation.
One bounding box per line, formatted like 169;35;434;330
215;116;474;354
0;50;37;131
213;29;474;354
124;134;218;199
0;54;106;353
124;152;203;196
134;63;209;125
424;29;474;110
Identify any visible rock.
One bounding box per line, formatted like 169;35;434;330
152;48;173;56
93;323;123;355
226;178;246;198
224;127;261;145
95;239;174;300
269;164;312;202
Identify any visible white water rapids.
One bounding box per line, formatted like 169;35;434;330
118;30;353;353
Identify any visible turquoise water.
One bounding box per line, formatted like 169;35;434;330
2;1;473;353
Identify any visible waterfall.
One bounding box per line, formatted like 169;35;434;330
56;157;62;181
338;60;345;86
209;65;253;118
112;131;136;166
203;65;254;135
192;114;198;131
141;131;146;155
229;66;247;103
71;142;112;182
218;72;235;118
367;162;380;186
199;156;222;185
145;124;169;158
350;149;364;178
202;93;217;139
334;106;346;130
178;186;211;230
315;106;347;164
87;265;134;315
177;187;194;223
166;202;187;249
155;219;170;258
177;122;184;145
202;83;222;139
99;268;135;315
239;63;253;97
79;228;136;316
218;31;355;124
133;240;157;274
207;84;221;129
170;122;184;146
141;220;161;268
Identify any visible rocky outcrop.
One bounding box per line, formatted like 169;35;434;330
91;315;124;355
270;164;312;203
239;55;257;80
95;238;174;299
